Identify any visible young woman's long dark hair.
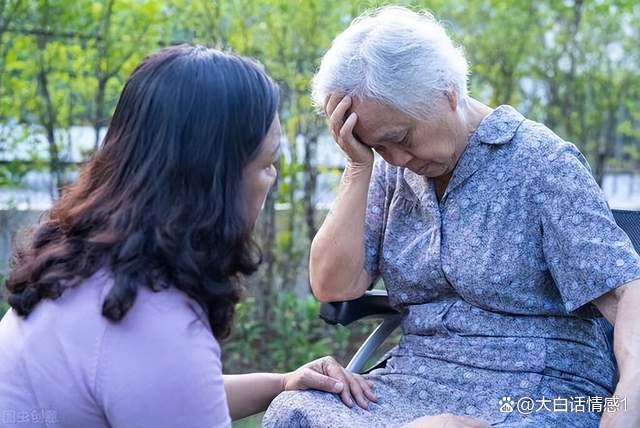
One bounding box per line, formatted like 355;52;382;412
5;45;280;339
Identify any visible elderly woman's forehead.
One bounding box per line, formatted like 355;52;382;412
351;97;402;116
351;98;412;134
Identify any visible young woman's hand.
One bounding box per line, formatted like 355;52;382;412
282;356;377;410
324;94;374;169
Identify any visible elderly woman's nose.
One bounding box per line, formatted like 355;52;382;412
390;149;413;167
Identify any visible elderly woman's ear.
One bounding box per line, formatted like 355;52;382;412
446;86;458;111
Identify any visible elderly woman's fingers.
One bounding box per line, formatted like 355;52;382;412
340;111;357;138
329;95;352;132
324;94;343;118
325;94;344;141
340;112;374;166
324;95;373;166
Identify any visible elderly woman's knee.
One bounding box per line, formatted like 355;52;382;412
263;390;314;427
264;389;345;427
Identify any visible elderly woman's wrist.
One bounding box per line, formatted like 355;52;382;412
345;162;373;180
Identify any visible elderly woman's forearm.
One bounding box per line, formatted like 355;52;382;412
310;164;373;302
602;281;640;427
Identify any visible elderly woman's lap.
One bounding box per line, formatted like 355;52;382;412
263;367;604;428
263;374;427;428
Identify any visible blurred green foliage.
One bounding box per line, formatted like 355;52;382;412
0;0;638;379
223;292;380;373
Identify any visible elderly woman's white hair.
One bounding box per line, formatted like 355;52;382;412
312;6;469;119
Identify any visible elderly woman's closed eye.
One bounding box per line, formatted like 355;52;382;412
263;5;640;428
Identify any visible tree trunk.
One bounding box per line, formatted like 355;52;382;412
36;1;61;196
303;135;318;245
94;80;106;150
258;183;278;370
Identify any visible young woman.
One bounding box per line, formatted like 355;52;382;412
0;45;376;428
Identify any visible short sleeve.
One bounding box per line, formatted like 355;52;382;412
363;158;388;282
539;144;640;313
96;292;231;428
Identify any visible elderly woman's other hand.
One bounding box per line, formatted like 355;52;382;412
324;94;374;168
598;374;640;428
402;413;490;428
282;356;377;410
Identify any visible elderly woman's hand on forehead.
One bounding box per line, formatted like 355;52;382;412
324;94;374;168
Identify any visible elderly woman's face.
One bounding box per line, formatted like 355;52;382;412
350;97;462;178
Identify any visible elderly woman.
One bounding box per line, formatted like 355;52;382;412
263;6;640;428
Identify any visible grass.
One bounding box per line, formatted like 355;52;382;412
233;414;262;428
0;299;7;319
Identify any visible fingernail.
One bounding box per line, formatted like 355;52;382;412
333;382;344;393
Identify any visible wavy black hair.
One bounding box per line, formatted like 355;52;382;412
5;44;280;339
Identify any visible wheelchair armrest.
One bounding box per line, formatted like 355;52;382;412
319;290;400;326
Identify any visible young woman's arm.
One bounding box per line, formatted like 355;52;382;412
223;356;376;420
